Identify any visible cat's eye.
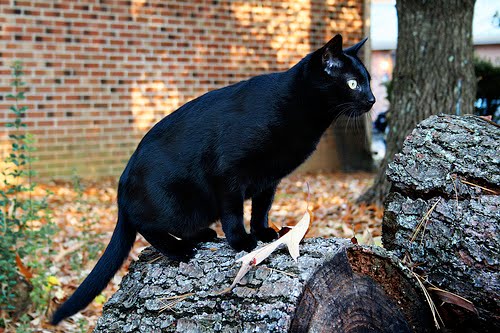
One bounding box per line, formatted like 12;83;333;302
347;79;358;90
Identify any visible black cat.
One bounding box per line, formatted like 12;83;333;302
51;34;375;324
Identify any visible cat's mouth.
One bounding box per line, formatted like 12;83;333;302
335;100;374;117
354;102;375;116
340;106;372;117
350;110;369;117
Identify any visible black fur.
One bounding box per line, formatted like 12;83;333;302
51;34;374;324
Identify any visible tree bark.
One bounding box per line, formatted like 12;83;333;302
359;0;476;204
94;238;434;333
383;115;499;331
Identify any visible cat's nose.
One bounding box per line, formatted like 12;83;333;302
367;96;376;105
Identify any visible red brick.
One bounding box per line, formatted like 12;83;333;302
0;0;366;179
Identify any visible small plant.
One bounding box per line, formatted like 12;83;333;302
76;317;89;333
0;62;57;328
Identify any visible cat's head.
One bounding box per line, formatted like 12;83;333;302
309;34;375;116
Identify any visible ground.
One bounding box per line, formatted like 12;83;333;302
15;172;382;332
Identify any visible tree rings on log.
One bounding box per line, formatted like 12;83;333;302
290;246;433;333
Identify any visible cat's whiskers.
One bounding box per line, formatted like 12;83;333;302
335;102;357;131
333;102;355;122
335;102;354;113
346;111;352;131
363;112;371;147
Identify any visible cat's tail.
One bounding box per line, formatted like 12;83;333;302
50;211;136;325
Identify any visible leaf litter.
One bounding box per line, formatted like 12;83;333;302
11;172;381;332
221;210;311;294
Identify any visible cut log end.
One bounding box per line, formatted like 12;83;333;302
291;247;433;333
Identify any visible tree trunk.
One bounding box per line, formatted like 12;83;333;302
359;0;476;204
94;238;434;332
383;115;499;332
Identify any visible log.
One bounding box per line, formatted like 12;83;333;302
94;238;434;332
383;115;500;332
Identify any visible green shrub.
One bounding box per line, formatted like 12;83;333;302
0;62;57;328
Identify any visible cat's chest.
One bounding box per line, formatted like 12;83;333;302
242;138;318;198
272;119;324;162
220;106;330;190
245;128;322;181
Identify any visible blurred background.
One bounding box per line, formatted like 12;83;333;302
370;0;500;166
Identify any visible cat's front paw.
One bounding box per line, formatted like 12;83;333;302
229;234;257;253
252;227;278;242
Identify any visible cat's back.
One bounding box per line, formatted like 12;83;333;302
131;68;297;173
143;72;283;143
179;72;282;118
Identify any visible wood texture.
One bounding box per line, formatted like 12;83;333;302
290;247;433;333
94;239;433;332
383;115;500;332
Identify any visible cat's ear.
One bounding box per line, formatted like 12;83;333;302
322;34;343;69
344;37;368;56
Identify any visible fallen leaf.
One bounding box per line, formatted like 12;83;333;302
47;275;61;287
16;253;33;281
93;294;106;305
282;211;310;260
224;211;310;292
429;287;478;315
278;226;293;237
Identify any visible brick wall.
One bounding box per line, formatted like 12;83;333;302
0;0;366;179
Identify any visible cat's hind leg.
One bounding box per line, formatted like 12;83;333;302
140;227;196;262
191;228;218;243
